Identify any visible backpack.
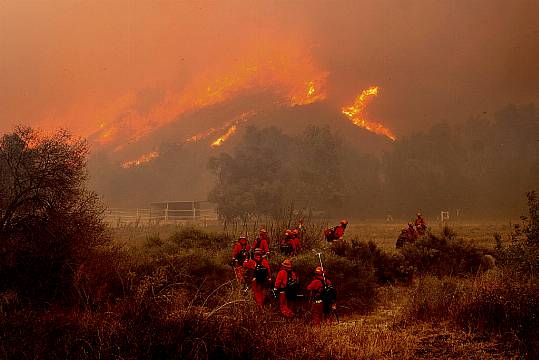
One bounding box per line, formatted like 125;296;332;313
320;279;337;305
254;262;268;283
324;228;335;242
285;271;299;299
235;244;249;262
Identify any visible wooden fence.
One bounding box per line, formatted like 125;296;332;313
103;207;219;227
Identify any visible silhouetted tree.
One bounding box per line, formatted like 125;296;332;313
0;127;108;304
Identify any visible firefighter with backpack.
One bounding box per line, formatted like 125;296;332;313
280;229;293;255
273;259;299;317
252;228;270;258
231;236;251;284
243;248;271;307
306;262;337;325
324;219;348;242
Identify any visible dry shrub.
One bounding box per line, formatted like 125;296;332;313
332;238;414;284
403;270;539;357
401;231;487;277
169;226;231;249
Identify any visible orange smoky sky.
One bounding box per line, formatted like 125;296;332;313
1;0;538;138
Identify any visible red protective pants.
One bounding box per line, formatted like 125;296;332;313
251;281;266;307
278;292;294;317
234;266;244;284
311;301;324;326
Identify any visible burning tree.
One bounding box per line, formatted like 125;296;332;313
0;127;108;303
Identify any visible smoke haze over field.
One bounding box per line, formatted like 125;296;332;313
1;0;538;138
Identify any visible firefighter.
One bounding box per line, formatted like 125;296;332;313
273;259;298;317
252;229;270;258
231;236;251;284
333;219;348;240
407;222;418;241
259;228;269;241
290;228;301;256
243;248;271;307
306;266;336;326
280;229;293;255
415;213;427;235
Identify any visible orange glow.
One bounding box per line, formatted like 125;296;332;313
341;86;396;141
92;47;327;148
211;125;237;148
121;150;160;169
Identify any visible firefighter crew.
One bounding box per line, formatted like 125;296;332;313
243;248;271;307
306;266;334;326
273;259;298;317
252;229;270;258
231;236;251;284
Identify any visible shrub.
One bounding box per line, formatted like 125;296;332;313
331;238;414;284
401;231;486;276
403;271;539;357
168;226;230;249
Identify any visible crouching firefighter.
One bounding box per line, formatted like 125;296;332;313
231;236;251;284
306;266;337;325
273;259;299;317
243;248;271;307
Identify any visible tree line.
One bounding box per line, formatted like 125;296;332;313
209;103;539;220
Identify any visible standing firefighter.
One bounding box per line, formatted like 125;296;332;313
243;248;271;307
273;259;299;317
280;229;293;255
306;266;336;326
407;222;418;241
252;229;270;258
290;229;302;256
414;213;427;235
231;236;251;284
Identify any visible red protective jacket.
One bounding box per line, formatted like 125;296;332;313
306;277;332;299
252;238;269;255
274;269;297;290
333;225;345;239
231;242;251;263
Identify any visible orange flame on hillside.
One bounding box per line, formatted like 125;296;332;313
185;111;255;146
121;151;160;169
211;125;237;148
341;86;396;141
93;48;327;147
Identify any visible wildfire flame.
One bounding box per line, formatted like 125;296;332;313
211;125;237;148
121;150;160;169
92;48;328;147
185;111;255;146
341;86;396;141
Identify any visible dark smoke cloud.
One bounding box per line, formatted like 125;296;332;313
1;0;538;137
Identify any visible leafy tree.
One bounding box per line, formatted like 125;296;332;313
0;127;108;304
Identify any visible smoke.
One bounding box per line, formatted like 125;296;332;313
1;0;538;141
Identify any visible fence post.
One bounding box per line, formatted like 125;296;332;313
165;202;169;221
